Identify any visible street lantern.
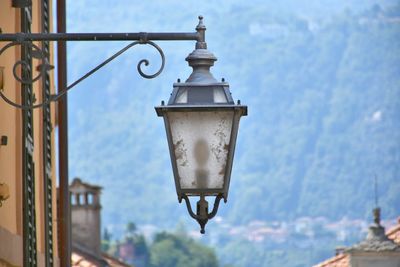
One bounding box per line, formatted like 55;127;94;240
0;14;246;235
155;18;247;233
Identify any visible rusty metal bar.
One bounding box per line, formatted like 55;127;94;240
56;0;71;266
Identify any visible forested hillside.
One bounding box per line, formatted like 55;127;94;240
224;4;400;224
68;2;400;229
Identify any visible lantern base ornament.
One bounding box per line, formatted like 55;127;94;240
180;194;224;234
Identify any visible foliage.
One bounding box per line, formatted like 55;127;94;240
149;232;219;267
101;228;112;252
126;222;137;235
102;222;220;267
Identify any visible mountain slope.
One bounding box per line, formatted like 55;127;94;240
66;2;400;230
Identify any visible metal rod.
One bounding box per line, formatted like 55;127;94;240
0;32;200;42
57;0;71;265
0;16;207;110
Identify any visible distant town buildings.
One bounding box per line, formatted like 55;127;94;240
204;215;376;245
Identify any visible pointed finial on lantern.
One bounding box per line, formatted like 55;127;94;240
196;15;207;49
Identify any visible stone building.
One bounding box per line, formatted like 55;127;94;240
70;178;102;256
69;178;131;267
314;209;400;267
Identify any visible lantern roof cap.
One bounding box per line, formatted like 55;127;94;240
185;48;217;84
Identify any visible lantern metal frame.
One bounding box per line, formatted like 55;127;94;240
156;103;247;200
155;32;247;233
156;103;246;234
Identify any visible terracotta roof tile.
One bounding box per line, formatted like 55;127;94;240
387;220;400;245
313;253;349;267
102;253;132;267
71;251;132;267
71;252;99;267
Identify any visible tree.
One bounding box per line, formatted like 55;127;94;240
150;232;219;267
126;222;137;235
101;228;112;252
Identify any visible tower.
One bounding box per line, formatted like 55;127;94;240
70;178;102;255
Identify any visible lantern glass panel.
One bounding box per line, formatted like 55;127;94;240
174;87;228;104
168;110;234;190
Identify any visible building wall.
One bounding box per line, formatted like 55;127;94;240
71;206;102;255
349;252;400;267
0;1;59;266
70;180;102;256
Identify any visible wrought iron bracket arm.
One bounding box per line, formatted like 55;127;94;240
0;16;208;110
0;32;200;42
0;40;165;109
181;193;224;234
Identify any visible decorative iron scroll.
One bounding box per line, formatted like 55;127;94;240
0;41;52;84
0;40;165;109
